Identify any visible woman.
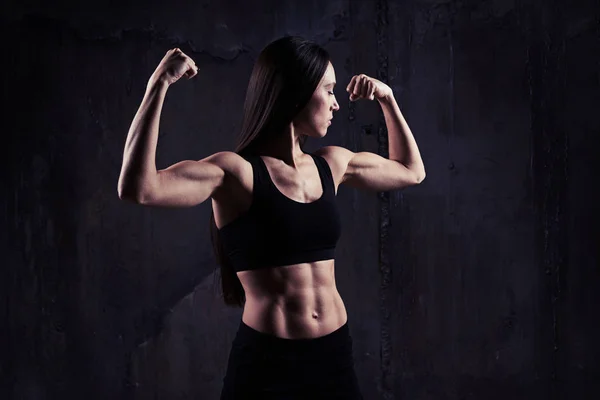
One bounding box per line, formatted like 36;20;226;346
118;36;425;399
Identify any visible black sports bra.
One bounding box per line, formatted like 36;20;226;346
217;153;342;272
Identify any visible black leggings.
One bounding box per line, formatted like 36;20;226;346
220;319;364;400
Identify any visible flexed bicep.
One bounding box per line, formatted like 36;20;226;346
133;151;244;208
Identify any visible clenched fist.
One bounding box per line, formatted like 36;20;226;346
346;74;392;101
149;48;199;86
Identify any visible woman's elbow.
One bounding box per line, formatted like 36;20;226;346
414;171;426;184
409;168;426;185
117;182;145;204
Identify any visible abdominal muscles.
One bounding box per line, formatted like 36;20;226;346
237;259;348;339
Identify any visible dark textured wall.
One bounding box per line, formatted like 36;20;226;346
2;0;599;399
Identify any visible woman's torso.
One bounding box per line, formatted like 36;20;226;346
211;151;347;339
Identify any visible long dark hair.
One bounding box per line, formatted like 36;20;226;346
209;36;330;307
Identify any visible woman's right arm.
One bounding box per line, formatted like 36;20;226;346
117;48;234;208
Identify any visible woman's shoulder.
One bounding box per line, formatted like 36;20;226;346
203;151;254;205
313;145;355;182
201;151;254;190
203;151;251;174
314;145;355;167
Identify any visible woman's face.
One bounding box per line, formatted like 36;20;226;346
294;61;340;138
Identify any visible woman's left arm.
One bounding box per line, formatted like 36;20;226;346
320;75;425;192
378;90;426;182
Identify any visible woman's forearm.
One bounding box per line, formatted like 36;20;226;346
118;78;169;201
377;93;426;180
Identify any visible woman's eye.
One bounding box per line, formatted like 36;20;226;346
328;91;334;95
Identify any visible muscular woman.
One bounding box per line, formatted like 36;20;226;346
118;36;425;399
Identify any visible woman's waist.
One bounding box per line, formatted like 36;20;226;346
242;289;347;339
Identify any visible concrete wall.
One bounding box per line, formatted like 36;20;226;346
2;0;598;398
